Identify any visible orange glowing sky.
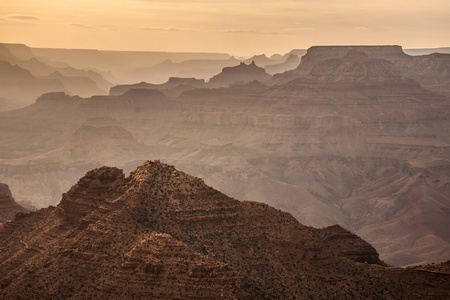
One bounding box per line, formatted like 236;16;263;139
1;0;449;56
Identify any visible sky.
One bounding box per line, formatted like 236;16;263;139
1;0;449;56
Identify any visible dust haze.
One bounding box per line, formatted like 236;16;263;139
1;42;450;268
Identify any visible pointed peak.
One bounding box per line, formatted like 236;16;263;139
57;166;127;224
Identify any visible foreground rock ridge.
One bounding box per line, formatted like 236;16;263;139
0;161;449;299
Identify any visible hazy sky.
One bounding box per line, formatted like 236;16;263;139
1;0;449;56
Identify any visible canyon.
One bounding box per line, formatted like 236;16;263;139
0;44;449;267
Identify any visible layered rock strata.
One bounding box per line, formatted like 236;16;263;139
0;161;449;299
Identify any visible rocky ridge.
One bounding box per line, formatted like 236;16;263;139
0;161;449;299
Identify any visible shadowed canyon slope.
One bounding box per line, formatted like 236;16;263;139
0;43;300;111
0;161;449;299
0;44;112;110
0;45;449;266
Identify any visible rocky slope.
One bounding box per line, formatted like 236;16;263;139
0;44;111;105
0;161;449;299
265;53;300;75
0;183;27;223
0;60;66;103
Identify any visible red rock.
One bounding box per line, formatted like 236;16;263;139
0;161;449;299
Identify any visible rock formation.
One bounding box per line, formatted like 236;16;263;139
208;61;272;87
0;161;449;299
0;60;66;103
273;45;450;96
0;183;27;223
306;50;402;83
0;44;112;106
265;53;300;75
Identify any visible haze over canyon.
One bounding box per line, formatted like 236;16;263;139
0;41;450;298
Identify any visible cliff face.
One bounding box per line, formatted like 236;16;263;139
307;50;402;83
396;53;450;96
274;45;450;96
0;161;449;299
273;45;408;82
0;183;27;223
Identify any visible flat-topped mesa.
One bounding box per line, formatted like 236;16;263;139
307;49;404;84
120;88;167;100
0;183;27;223
305;45;408;61
87;88;174;112
165;77;205;86
109;77;206;96
129;160;211;197
57;166;127;224
35;92;83;104
273;45;410;83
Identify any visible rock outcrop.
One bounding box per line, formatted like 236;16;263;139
273;45;408;83
208;61;272;87
273;45;450;96
0;183;27;223
307;50;402;83
0;161;449;299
